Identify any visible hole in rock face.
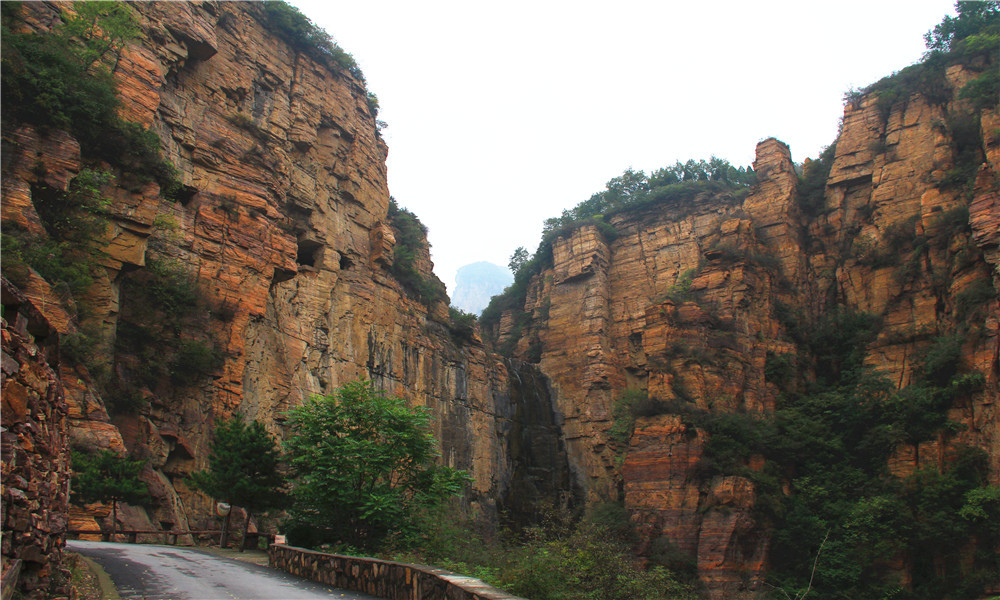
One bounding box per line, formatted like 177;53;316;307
340;254;354;270
296;239;323;268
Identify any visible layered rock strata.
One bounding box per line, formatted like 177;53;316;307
1;1;537;538
499;88;998;595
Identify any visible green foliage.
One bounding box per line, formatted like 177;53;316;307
954;278;997;322
260;1;365;82
112;257;222;400
169;339;224;383
386;199;448;306
796;144;836;217
805;308;882;386
924;1;1000;54
447;307;477;344
1;2;181;195
507;531;694;600
681;302;997;598
391;506;697;600
283;381;469;551
960;68;1000;110
189;416;287;513
508;246;529;274
941;112;985;196
71;449;148;507
608;389;645;450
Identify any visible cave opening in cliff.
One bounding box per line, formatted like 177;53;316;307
296;239;323;269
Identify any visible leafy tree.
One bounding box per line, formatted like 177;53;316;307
508;246;529;275
924;0;1000;53
190;416;286;550
283;381;469;551
71;449;148;540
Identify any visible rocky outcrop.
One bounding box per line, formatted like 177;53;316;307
1;0;525;538
499;82;998;593
1;279;72;600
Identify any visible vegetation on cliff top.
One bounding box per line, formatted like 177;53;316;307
386;199;450;307
480;158;756;349
259;1;366;83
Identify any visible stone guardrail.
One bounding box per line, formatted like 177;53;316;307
268;544;527;600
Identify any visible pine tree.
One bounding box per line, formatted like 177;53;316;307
190;416;286;550
71;449;148;540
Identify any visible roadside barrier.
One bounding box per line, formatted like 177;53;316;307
268;544;526;600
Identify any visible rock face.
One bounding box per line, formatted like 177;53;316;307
1;279;72;600
3;2;998;597
496;92;998;594
1;0;541;540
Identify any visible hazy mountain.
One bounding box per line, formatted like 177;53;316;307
451;262;513;314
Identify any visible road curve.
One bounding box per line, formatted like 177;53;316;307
68;540;381;600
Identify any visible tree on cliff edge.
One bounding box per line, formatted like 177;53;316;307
190;416;287;550
283;381;469;551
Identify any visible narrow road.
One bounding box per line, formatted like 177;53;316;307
68;540;381;600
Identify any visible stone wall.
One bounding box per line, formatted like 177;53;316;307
268;544;525;600
1;278;71;599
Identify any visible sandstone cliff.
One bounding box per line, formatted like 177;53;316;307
3;2;998;597
1;0;534;541
492;69;998;598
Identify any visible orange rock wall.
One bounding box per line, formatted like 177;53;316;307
2;1;519;536
502;89;998;595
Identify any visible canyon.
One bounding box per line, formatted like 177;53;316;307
1;2;997;599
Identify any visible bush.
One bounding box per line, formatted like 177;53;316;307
796;144;836;217
386;200;448;306
1;2;180;195
284;382;469;551
260;1;365;81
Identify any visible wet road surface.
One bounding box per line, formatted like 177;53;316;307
68;540;381;600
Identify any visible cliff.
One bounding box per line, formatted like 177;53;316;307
491;54;999;598
1;0;533;542
2;1;998;598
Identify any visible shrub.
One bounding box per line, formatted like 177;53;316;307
796;144;836;217
283;381;469;551
386;200;448;306
260;1;365;81
2;2;180;195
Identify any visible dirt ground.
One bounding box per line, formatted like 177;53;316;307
67;551;116;600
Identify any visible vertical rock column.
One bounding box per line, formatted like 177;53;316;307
539;225;621;498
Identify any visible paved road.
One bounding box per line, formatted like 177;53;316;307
68;540;380;600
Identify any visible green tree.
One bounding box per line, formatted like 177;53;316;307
190;416;287;550
283;381;469;551
508;246;529;275
71;449;148;540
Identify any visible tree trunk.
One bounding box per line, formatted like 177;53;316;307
239;510;251;553
111;499;118;541
220;509;232;549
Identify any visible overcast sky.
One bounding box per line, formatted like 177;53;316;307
291;0;957;296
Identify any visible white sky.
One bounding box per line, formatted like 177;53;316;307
291;0;956;296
